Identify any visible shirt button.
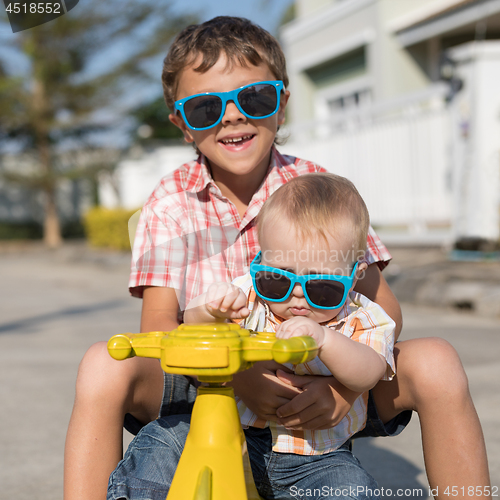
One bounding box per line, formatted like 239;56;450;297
223;213;233;223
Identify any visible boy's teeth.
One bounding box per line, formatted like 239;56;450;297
221;135;252;144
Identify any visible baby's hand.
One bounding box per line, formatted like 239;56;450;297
205;282;250;320
276;317;326;349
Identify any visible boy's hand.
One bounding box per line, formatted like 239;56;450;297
275;370;360;430
276;317;326;349
232;364;358;430
205;282;249;320
230;361;300;421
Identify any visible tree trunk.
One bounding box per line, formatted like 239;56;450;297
44;186;63;249
32;60;63;248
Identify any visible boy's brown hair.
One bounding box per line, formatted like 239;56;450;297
257;173;370;260
162;16;289;111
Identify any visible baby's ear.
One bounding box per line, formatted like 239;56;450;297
169;113;195;144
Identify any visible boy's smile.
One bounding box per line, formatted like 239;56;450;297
169;54;289;203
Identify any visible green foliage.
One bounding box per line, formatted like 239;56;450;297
0;219;85;239
62;219;86;239
0;221;43;240
132;97;184;141
83;206;137;250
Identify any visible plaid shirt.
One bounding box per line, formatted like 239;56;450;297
232;274;396;455
129;147;392;314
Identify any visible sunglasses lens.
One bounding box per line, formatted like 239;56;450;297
305;280;345;308
183;95;223;129
254;271;291;300
238;84;278;117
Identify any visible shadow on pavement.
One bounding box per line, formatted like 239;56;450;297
0;299;127;334
354;437;429;500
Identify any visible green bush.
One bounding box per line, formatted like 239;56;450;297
84;207;140;250
0;220;86;240
0;221;43;240
62;220;86;239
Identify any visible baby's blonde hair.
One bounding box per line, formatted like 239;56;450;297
257;173;369;259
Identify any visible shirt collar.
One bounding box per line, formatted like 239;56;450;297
185;147;289;195
184;154;217;193
253;147;301;200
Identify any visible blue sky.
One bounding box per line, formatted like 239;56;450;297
173;0;294;36
0;0;294;72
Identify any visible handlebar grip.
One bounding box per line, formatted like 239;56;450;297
107;332;164;361
272;336;318;365
107;334;134;360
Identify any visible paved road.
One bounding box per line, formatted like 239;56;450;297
0;245;498;500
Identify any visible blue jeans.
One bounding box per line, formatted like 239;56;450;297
108;414;380;500
245;427;380;500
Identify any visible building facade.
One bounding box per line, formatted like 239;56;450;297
279;0;500;245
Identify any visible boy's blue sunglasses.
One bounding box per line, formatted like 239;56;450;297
174;80;284;131
250;252;359;310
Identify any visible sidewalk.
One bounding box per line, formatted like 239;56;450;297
385;245;500;318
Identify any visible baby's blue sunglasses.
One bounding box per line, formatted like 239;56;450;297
174;80;284;131
250;252;359;310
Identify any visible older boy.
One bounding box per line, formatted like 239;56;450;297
64;16;490;500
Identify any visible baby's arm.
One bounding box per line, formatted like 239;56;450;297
184;282;250;324
276;317;386;393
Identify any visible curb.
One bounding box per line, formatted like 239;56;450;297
387;247;500;318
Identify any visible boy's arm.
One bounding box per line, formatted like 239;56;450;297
141;286;181;332
354;263;403;340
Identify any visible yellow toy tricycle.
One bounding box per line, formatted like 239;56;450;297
107;323;318;500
